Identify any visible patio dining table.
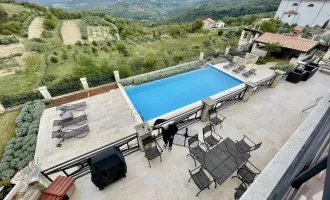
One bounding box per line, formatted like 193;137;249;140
198;137;250;185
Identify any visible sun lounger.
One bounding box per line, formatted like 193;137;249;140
56;102;87;115
223;64;233;69
232;65;246;74
242;68;257;77
53;114;87;128
52;125;90;147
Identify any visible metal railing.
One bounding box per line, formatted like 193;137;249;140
214;87;247;111
154;105;205;131
41;133;139;182
252;74;277;95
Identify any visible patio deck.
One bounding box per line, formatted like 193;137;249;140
65;71;330;200
35;89;139;170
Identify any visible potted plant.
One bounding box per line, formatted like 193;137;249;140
0;179;15;200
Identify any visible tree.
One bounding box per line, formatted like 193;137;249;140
168;25;181;37
43;19;56;30
265;43;281;55
315;34;330;46
218;30;224;36
191;19;204;32
260;19;279;33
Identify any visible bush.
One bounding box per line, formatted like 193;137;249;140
92;41;98;46
50;56;59;63
43;19;56;30
256;56;276;64
61;53;68;60
26;42;49;53
22;15;37;37
218;30;224;36
0;101;45;180
0;36;19;45
92;47;98;54
275;63;293;72
120;61;200;86
42;30;53;38
75;41;82;46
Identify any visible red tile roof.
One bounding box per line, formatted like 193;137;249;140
284;10;298;14
204;18;214;23
40;176;76;200
255;32;317;52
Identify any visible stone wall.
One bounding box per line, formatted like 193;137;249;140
251;45;268;57
244;53;260;64
233;56;248;66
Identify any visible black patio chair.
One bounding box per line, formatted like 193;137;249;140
56;102;87;116
232;65;246;74
142;135;163;167
234;182;248;200
187;135;209;167
202;123;223;147
52;125;90;147
235;135;262;154
188;166;217;197
209;108;226;129
242;68;257;78
53;114;88;128
232;160;261;185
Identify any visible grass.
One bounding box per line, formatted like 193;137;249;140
0;110;20;159
0;3;30;17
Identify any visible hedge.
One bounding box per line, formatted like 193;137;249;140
48;81;83;97
120;61;200;86
87;74;115;88
0;101;45;181
0;91;43;109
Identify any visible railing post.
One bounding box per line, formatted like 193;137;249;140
225;44;231;56
201;97;216;122
38;86;52;100
271;70;286;88
243;81;256;102
80;77;89;90
0;103;5;114
113;70;120;82
199;52;205;61
135;122;153;152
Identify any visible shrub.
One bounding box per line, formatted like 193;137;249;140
75;41;82;46
92;41;98;46
22;15;37;37
92;47;98;54
120;61;200;86
42;30;53;38
53;51;58;55
218;30;224;36
275;63;293;72
43;18;56;30
256;56;276;64
50;56;59;63
0;101;45;180
26;42;49;53
61;53;68;60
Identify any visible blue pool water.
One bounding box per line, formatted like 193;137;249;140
125;65;243;121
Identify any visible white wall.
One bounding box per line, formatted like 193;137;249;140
276;0;330;26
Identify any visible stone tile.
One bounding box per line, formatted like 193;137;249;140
125;177;146;197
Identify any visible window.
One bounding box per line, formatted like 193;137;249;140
292;3;298;6
307;4;314;7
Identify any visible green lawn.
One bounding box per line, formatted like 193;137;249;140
0;110;20;159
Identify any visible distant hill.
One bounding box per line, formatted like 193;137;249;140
16;0;281;21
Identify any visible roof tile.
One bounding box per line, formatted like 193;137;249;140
255;32;317;52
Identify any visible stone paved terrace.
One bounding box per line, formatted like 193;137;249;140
64;71;330;200
35;89;139;169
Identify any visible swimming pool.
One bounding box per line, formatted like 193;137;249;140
125;65;243;121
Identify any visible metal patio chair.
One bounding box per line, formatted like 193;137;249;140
142;135;163;167
53;114;88;128
234;182;248;200
242;68;257;78
187;135;209;167
202;123;223;147
52;125;90;147
232;160;261;185
232;65;246;74
56;102;87;116
188;166;217;196
208;108;226;129
235;135;262;154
